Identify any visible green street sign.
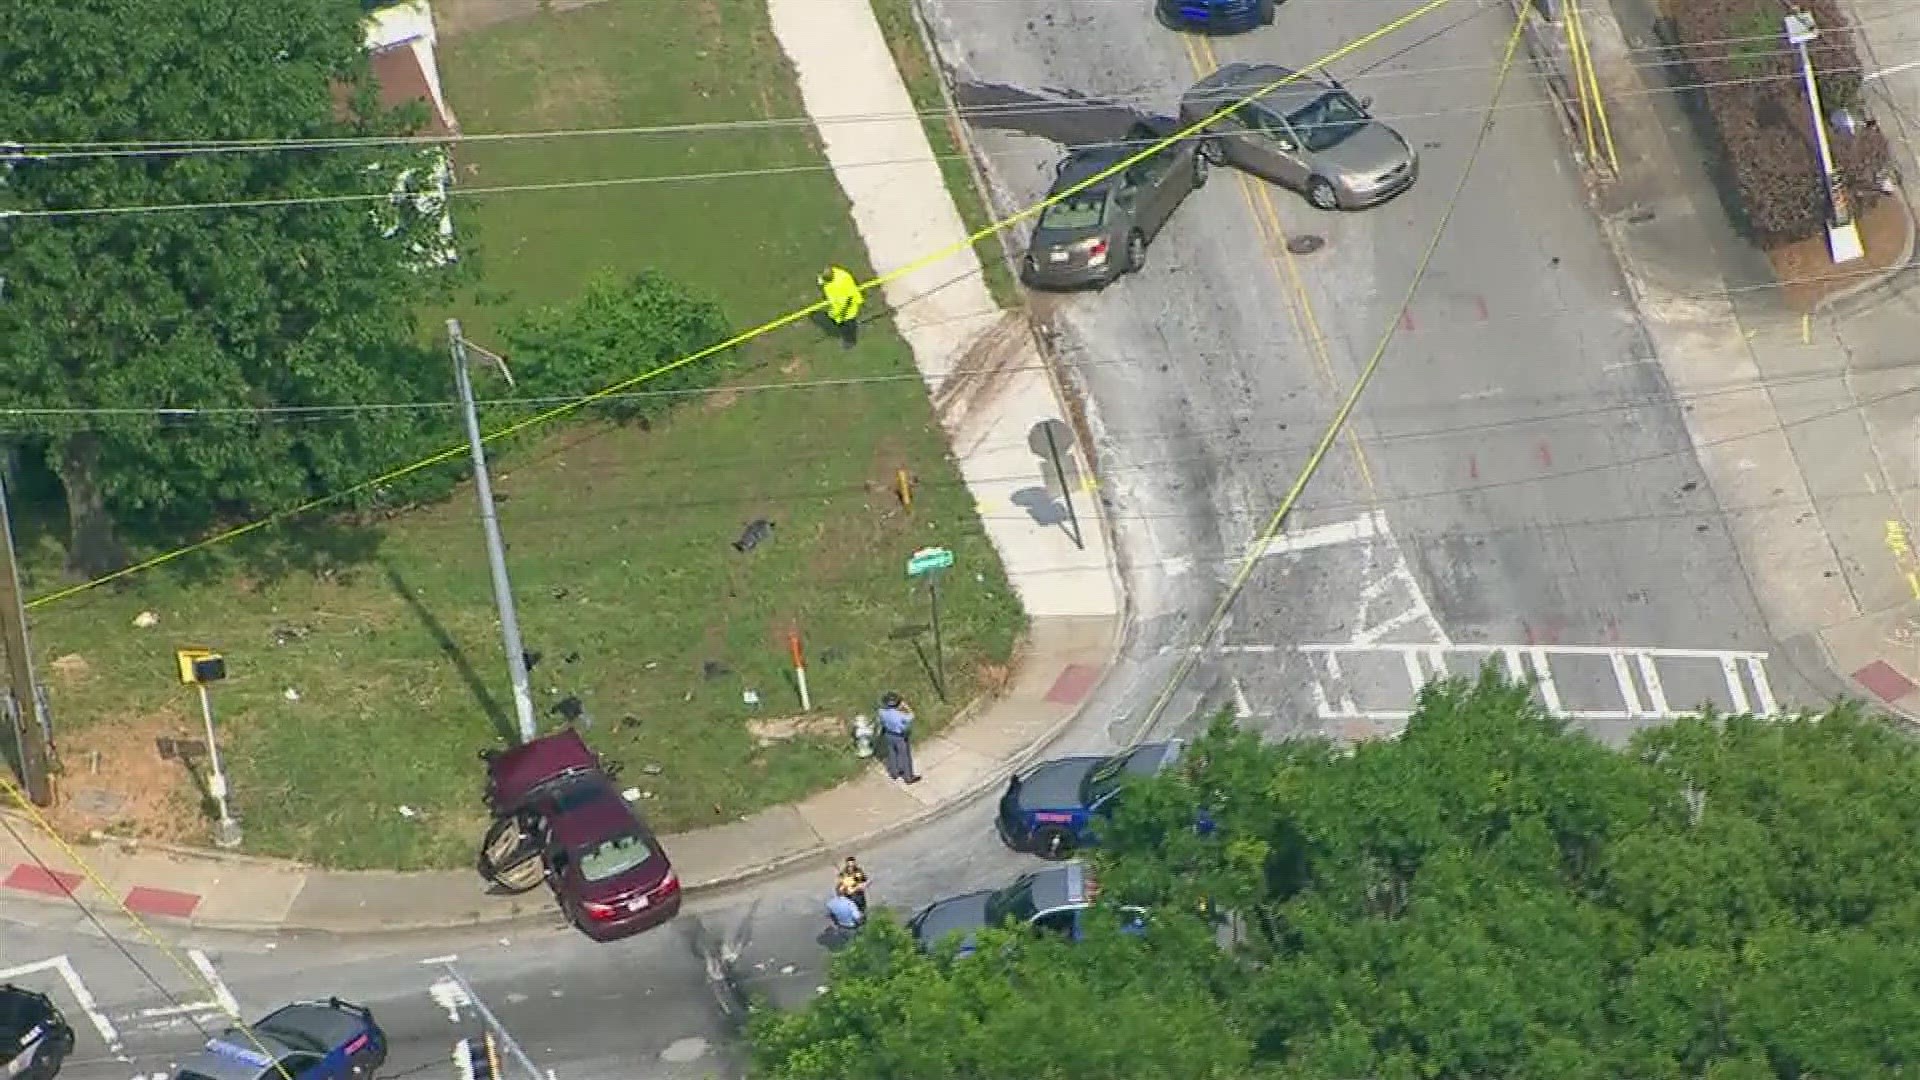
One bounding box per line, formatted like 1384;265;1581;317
906;546;955;578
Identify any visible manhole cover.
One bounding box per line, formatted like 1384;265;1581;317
1286;234;1326;254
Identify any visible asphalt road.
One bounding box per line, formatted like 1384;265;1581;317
923;0;1794;739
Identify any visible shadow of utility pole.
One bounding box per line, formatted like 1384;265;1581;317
382;560;515;743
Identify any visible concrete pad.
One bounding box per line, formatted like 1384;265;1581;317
182;865;308;927
669;805;823;887
1784;407;1889;500
944;702;1067;761
898;745;997;807
942;360;1123;619
1808;491;1914;613
793;771;921;850
281;869;545;931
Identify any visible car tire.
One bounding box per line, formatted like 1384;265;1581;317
1125;230;1147;273
1153;1;1181;29
1033;825;1077;860
1307;176;1340;210
1192;151;1210;188
478;814;546;895
1257;0;1276;24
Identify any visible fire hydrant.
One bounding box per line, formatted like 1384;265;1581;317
852;714;875;758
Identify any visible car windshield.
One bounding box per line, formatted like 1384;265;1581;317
985;876;1040;925
1287;91;1369;152
576;832;656;882
1038;188;1108;231
1079;751;1133;805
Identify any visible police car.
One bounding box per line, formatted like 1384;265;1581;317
908;862;1146;955
170;1000;386;1080
995;740;1184;860
2;984;74;1080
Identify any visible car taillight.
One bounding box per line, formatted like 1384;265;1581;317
649;872;680;898
1073;238;1108;257
580;899;621;921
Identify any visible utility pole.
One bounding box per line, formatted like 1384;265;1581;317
0;473;53;806
447;318;537;744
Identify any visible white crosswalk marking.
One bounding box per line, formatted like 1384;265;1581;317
1297;643;1780;723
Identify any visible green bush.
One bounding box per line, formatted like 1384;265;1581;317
500;270;732;422
1670;0;1889;242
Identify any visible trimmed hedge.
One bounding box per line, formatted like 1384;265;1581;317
1669;0;1889;242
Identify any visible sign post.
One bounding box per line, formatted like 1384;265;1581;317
176;648;240;848
906;546;956;701
1029;419;1084;550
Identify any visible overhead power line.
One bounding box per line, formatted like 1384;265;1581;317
11;11;1912;160
2;61;1907;219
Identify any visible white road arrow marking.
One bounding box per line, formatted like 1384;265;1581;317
429;977;471;1023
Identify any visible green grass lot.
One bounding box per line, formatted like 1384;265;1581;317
21;0;1022;870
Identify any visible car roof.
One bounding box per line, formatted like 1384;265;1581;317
1187;62;1328;118
255;1001;369;1052
1027;861;1094;912
1051;114;1185;190
546;782;647;847
176;1001;373;1080
486;728;601;804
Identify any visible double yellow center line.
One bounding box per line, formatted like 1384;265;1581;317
1175;29;1382;500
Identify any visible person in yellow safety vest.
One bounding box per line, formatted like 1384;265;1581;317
817;265;863;348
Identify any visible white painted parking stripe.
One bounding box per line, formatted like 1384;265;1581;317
1611;653;1645;717
188;950;239;1018
1256;512;1386;557
1747;657;1779;715
1636;653;1671;715
0;956;119;1050
1527;650;1564;715
1720;655;1751;714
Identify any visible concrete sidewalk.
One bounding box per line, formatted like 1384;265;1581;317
1;0;1126;935
1577;0;1920;713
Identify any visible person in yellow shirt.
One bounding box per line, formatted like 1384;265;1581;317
817;265;863;348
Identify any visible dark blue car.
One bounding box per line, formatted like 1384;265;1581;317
996;740;1184;859
170;1000;386;1080
1154;0;1275;33
908;862;1147;955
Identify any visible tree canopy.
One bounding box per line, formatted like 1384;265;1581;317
752;676;1920;1080
0;0;462;573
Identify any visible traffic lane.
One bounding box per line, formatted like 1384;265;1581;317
1205;10;1771;653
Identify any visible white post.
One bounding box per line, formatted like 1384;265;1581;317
1786;11;1864;263
197;683;242;848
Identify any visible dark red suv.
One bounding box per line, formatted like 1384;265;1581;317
479;729;681;941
